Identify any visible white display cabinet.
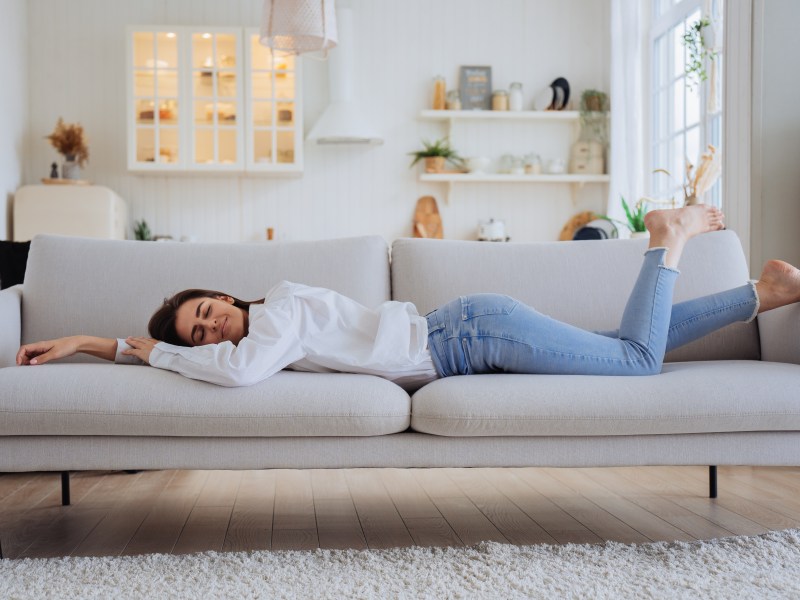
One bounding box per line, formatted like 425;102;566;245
127;26;303;174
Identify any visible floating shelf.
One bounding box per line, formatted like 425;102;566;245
419;173;609;183
419;110;581;121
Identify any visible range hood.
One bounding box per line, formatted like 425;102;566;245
306;6;383;145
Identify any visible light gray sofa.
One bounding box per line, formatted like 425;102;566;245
1;232;800;498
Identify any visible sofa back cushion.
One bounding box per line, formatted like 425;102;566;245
23;235;390;362
391;231;759;362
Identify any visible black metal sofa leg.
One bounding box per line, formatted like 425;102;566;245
709;465;718;498
61;471;70;506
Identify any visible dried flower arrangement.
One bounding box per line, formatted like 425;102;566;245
683;144;721;205
46;118;89;167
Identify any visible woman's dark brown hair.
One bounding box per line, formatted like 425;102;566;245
148;289;264;346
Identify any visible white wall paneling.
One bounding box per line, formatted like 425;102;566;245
23;0;610;243
0;0;28;240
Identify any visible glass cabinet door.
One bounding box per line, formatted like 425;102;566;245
128;27;299;173
190;30;244;169
246;30;303;172
131;30;181;167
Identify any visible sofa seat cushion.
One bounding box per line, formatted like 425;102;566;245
0;365;410;437
411;361;800;437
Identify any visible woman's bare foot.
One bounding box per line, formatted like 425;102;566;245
755;260;800;313
643;205;725;268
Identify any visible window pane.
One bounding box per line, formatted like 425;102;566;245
136;128;155;162
653;34;669;90
253;102;273;126
159;99;178;124
277;102;295;125
157;72;178;97
136;100;155;124
195;129;214;163
159;127;179;164
193;71;215;98
254;130;273;163
156;32;178;68
218;128;237;164
276;131;295;163
218;73;237;98
252;73;273;99
686;79;700;126
195;100;214;125
686;125;700;172
134;71;155;97
672;22;685;79
193;33;214;69
133;32;154;68
671;133;685;185
216;34;237;68
251;35;272;70
672;82;684;131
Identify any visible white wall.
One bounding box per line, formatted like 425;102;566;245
23;0;609;243
0;0;28;241
751;0;800;271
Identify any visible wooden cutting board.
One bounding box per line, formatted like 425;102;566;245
413;196;443;239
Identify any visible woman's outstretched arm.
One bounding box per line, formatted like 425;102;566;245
17;335;120;365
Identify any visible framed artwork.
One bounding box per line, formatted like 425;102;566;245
459;66;492;110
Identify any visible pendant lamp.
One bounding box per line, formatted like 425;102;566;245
260;0;338;55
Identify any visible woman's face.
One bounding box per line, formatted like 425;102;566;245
174;295;248;346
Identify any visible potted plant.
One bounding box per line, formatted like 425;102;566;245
45;117;89;180
596;196;649;238
578;89;609;144
408;138;464;173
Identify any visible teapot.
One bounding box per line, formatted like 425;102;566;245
478;218;509;242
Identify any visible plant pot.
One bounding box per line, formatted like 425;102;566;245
424;156;446;173
630;231;650;239
62;157;80;180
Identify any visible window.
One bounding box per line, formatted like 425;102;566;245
649;0;722;206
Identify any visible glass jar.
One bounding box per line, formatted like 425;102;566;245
509;82;523;111
498;154;515;174
446;90;462;110
523;153;541;174
492;90;509;111
432;76;446;110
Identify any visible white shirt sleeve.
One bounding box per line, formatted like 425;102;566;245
114;338;146;365
146;299;306;387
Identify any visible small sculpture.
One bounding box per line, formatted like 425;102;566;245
50;162;59;179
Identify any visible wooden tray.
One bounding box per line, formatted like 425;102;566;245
42;178;92;185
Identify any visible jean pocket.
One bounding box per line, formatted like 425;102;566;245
460;294;519;320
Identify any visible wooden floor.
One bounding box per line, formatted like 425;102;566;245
1;466;798;558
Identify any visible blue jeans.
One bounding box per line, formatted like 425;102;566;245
425;248;759;377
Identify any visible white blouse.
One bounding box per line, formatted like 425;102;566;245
116;281;439;389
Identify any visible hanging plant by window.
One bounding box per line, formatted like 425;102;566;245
682;17;718;90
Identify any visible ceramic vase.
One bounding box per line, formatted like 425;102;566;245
62;156;80;180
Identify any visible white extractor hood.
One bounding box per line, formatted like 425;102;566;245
306;6;383;145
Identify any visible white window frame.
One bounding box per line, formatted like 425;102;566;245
648;0;722;209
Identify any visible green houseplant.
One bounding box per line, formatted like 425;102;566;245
408;138;464;173
683;17;718;89
596;196;649;238
133;219;152;241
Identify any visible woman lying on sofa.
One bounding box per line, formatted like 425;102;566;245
15;205;800;388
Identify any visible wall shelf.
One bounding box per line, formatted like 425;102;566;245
419;173;609;183
419;110;581;121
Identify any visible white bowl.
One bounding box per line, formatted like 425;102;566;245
466;157;491;173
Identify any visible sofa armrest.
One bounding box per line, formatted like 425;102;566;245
758;303;800;364
0;284;23;368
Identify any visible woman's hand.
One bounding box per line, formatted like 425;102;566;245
17;336;82;365
123;337;159;365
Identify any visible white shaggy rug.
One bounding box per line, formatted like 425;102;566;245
2;529;799;599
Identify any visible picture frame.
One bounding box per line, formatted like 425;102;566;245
458;65;492;110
